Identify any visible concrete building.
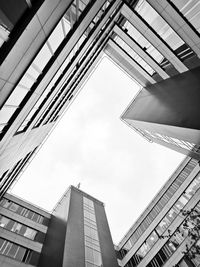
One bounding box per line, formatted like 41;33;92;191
117;157;200;267
121;0;200;159
0;185;118;267
1;0;200;195
0;158;200;267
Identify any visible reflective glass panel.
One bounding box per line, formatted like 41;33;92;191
136;0;184;50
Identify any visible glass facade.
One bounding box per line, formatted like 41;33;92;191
15;0;114;133
122;19;165;65
142;129;199;153
135;0;184;51
114;36;155;75
0;0;95;136
0;198;44;224
171;0;200;33
0;237;31;263
0;215;37;240
83;197;103;267
145;201;200;267
120;158;198;257
125;172;200;267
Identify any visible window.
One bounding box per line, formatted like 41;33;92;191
123;19;165;64
0;198;45;225
171;0;200;33
83;197;103;267
0;238;30;263
9;203;19;212
135;0;184;51
0;215;38;240
114;36;155;75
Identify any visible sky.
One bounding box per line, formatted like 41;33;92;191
11;56;184;244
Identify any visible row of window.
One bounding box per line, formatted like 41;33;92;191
124;172;200;266
115;0;197;83
123;19;166;65
120;158;197;257
136;0;185;51
0;149;36;198
0;238;32;263
22;0;113;131
146;201;200;267
0;0;92;136
0;198;44;224
143;129;198;153
171;0;200;33
0;215;37;240
83;197;103;267
114;35;155;75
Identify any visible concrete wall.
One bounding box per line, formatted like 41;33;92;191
95;202;119;267
39;186;118;267
124;66;200;129
122;66;200;147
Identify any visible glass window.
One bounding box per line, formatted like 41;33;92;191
9;203;19;212
85;246;93;262
0;25;9;48
32;213;39;222
18;225;27;236
93;250;102;265
48;21;65;53
0;106;17;124
16;246;26;261
26;210;34;220
11;222;22;233
3;241;12;255
19;74;35;89
4;86;28;106
33;44;52;71
0;216;10;228
26;65;41;80
171;0;200;33
115;36;155;75
7;243;18;258
124;20;164;64
0;199;11;208
136;0;184;50
24;228;37;240
0;238;29;262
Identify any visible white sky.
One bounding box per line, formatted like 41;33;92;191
11;56;184;244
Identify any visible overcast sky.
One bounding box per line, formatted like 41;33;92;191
11;56;184;244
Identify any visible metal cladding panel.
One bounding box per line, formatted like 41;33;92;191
123;66;200;130
62;188;85;267
39;189;71;267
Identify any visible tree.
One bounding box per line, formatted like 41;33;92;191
158;208;200;267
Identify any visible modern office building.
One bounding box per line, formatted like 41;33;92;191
121;1;200;159
117;156;200;267
1;0;200;195
0;158;200;267
0;185;118;267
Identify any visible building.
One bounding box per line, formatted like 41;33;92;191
0;158;200;267
0;185;118;267
117;156;200;267
1;0;200;195
121;0;200;160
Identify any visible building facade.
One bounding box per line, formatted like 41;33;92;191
121;0;200;159
0;158;200;267
117;157;200;267
1;0;200;195
0;185;118;267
